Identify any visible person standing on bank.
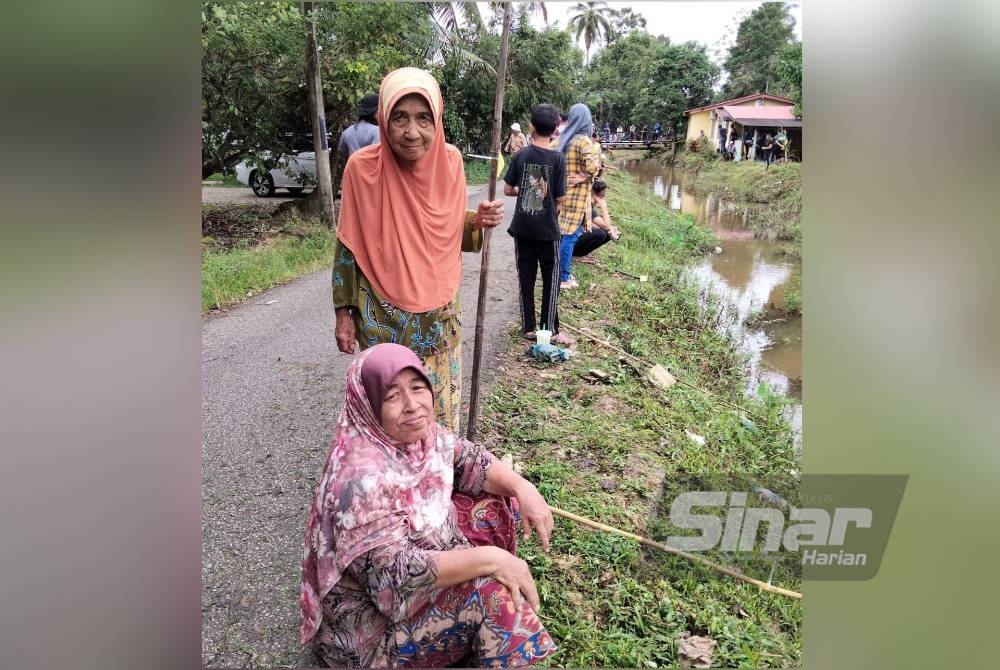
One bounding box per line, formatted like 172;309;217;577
762;132;775;167
556;103;601;290
331;93;380;198
502;103;567;342
331;67;504;432
504;122;528;156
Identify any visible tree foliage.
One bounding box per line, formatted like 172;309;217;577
584;32;718;136
436;23;581;153
312;2;435;130
201;2;307;176
201;1;432;176
202;1;726;176
721;2;795;99
775;41;802;117
606;6;647;43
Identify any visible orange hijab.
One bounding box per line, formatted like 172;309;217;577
336;67;468;313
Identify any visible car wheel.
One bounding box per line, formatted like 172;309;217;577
286;187;304;195
250;170;275;197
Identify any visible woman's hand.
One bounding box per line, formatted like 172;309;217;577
489;546;541;613
482;457;554;551
513;480;553;552
436;546;541;612
567;172;589;187
334;307;356;354
471;200;504;229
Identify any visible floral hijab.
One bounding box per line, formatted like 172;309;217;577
299;345;455;644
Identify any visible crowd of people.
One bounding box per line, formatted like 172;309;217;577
594;120;665;143
303;66;630;668
714;123;791;165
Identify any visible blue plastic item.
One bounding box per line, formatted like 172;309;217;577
528;343;574;363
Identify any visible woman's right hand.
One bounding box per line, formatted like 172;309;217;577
487;546;541;613
334;307;356;354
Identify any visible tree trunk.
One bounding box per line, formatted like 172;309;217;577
301;2;335;228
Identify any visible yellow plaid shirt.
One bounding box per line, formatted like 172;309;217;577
557;135;602;235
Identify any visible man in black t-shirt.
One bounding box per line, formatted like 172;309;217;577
503;103;567;340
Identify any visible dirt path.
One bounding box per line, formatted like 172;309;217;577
201;185;520;667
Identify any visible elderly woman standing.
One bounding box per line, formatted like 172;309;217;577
332;68;504;432
301;343;557;667
556;103;602;290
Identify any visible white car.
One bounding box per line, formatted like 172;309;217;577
234;150;317;197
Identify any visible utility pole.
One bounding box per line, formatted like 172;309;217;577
301;1;335;228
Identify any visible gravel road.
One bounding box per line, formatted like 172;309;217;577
201;184;521;667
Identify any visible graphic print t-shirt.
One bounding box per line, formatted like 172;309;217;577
503;144;566;241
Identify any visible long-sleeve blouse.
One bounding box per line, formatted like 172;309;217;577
331;240;461;357
557;135;601;235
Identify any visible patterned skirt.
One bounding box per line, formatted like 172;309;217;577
422;343;462;434
392;493;558;668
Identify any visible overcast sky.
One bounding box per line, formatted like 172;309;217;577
479;2;803;65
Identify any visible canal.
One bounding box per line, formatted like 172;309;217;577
621;158;802;435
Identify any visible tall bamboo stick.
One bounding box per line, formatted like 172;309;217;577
466;2;512;441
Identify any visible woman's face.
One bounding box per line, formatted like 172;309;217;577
387;93;435;167
380;367;434;443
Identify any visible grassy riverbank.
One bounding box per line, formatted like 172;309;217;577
201;204;336;312
479;169;801;667
674;149;801;249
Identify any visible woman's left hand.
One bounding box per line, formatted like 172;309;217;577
514;480;553;552
472;200;504;229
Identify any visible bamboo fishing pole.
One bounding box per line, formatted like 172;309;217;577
549;505;803;600
466;1;513;442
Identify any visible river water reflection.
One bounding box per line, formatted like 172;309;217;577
620;159;802;434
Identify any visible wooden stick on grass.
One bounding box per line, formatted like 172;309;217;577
549;505;803;600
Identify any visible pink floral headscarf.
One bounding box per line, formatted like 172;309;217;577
299;345;453;644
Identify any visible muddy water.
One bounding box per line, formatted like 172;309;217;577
621;159;802;434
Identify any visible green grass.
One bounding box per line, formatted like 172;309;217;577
672;151;801;247
479;169;801;667
464;158;509;185
204;171;243;187
202;215;337;312
784;274;802;315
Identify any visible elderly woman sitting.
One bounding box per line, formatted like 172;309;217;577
301;343;557;668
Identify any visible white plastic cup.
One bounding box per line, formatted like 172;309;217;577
535;329;552;346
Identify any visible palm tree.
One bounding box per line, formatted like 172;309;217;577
525;2;549;26
425;3;494;74
430;2;484;33
566;1;612;65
